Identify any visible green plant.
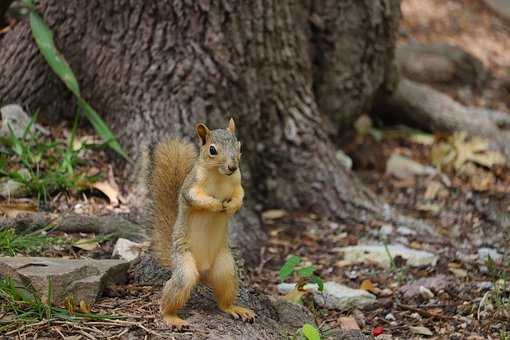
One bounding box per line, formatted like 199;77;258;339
383;243;408;284
0;227;65;256
485;256;510;320
301;323;321;340
20;0;126;159
280;255;324;292
0;277;118;332
0;113;99;201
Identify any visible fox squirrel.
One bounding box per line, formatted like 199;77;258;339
148;118;255;329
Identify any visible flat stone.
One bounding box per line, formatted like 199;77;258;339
339;244;438;268
0;256;128;305
278;281;376;311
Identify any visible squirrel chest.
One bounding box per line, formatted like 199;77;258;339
187;172;239;272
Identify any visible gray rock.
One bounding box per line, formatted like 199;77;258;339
277;281;376;311
400;274;453;299
478;247;503;263
112;238;143;261
340;244;438;268
0;168;30;198
0;256;128;305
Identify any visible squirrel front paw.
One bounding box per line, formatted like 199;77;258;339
222;199;241;215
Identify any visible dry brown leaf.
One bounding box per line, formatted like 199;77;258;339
79;300;92;313
74;238;99;251
427;308;443;316
93;181;120;206
424;180;448;200
432;132;506;171
335;260;353;268
339;317;360;330
0;201;38;218
282;288;309;304
451;132;505;169
408;132;435;145
416;203;441;213
360;279;379;294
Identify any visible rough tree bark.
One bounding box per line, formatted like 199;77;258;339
0;1;436;258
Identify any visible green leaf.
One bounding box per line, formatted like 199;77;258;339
297;265;315;278
29;12;80;96
27;10;127;159
310;275;324;292
78;99;127;159
279;255;301;281
302;323;321;340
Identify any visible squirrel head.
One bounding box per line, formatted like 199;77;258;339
196;118;241;176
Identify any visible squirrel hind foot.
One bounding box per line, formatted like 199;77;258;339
162;314;190;330
220;305;256;322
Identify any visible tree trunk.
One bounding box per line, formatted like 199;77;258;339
0;1;433;259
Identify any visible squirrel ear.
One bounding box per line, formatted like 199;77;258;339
196;123;210;145
227;118;236;135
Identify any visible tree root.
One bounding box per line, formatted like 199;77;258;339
0;212;148;241
378;77;510;159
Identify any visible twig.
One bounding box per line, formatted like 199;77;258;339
5;319;51;336
477;290;491;321
78;329;98;340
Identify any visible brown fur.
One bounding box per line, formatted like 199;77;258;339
151;140;197;267
149;121;255;328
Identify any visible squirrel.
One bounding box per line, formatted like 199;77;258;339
147;118;255;329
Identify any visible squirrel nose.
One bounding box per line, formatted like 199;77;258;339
228;165;238;173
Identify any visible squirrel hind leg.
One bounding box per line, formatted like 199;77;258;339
205;250;256;322
160;252;199;329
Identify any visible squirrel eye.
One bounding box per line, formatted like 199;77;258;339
209;145;217;156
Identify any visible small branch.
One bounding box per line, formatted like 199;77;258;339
0;212;148;241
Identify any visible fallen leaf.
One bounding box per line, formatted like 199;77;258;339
416;203;441;213
339;316;360;330
354;115;373;137
262;209;287;220
408;132;435;145
64;295;75;315
360;279;379;295
372;326;384;337
93;181;120;206
79;300;91;313
432;132;506;171
335;260;353;268
409;326;433;336
282;287;309;304
449;267;468;278
0;201;38;218
74;238;99;251
386;153;436;179
427;308;443;316
424;180;447;200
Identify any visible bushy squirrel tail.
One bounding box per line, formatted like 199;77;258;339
147;139;197;267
